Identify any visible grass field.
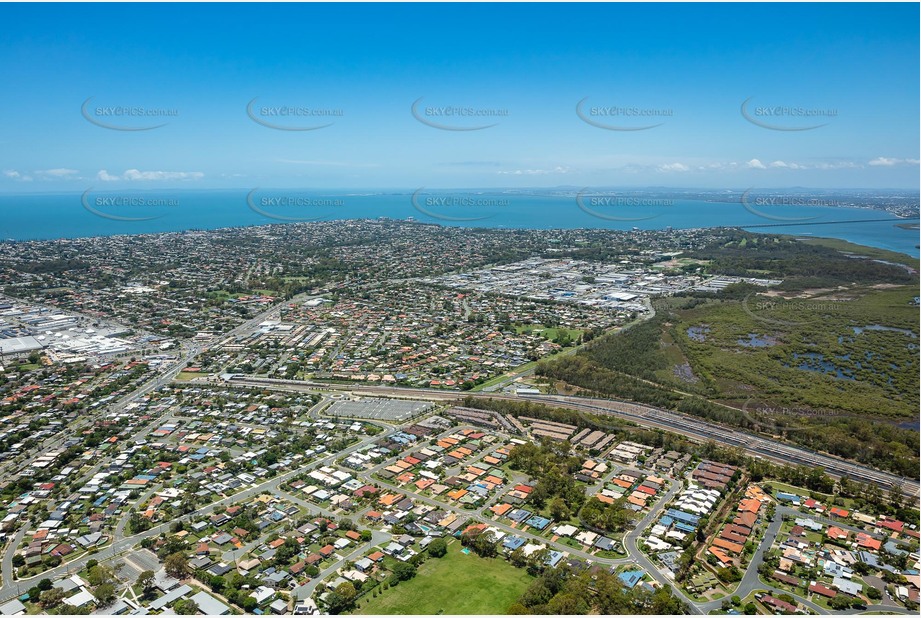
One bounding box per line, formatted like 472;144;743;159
514;324;584;342
175;371;203;381
353;542;533;615
761;480;858;510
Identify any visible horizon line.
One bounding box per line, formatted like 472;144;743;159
1;186;919;196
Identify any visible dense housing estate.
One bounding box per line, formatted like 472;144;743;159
0;221;917;616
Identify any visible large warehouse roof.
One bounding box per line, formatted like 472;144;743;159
0;335;44;355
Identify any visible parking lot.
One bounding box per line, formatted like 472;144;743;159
326;398;433;421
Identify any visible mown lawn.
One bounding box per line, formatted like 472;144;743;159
353;541;533;615
175;371;203;381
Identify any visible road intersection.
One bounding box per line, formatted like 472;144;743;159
1;290;913;616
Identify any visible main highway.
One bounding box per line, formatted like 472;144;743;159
4;287;915;615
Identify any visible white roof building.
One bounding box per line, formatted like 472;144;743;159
65;589;97;608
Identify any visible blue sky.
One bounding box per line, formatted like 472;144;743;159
0;2;918;191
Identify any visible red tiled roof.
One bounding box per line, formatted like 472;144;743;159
879;519;904;533
809;583;837;598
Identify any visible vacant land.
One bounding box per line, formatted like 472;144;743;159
537;233;921;478
354;542;533;615
515;323;584;342
670;285;919;417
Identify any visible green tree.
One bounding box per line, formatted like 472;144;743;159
164;552;191;579
716;566;742;583
39;588;66;609
94;583;117;606
173;599;200;615
393;562;417;581
87;564;115;587
519;579;553;608
209;575;226;593
549;497;571;522
136;570;155;596
327;582;357;614
428;537;448;558
547;592;589;614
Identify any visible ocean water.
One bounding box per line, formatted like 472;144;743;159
0;190;917;257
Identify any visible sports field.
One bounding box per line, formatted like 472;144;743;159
354;541;533;615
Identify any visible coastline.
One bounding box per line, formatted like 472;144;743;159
0;191;918;258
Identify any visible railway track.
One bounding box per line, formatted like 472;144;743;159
222;375;920;501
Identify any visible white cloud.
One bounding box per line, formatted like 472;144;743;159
2;169;32;182
278;159;380;168
868;156;919;167
5;168;78;181
577;156;917;177
699;162;739;170
813;161;860;170
123;169;204;181
497;166;569;176
38;168;79;178
752;159;862;171
769;160;796;169
97;169;204;181
656;163;689;172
